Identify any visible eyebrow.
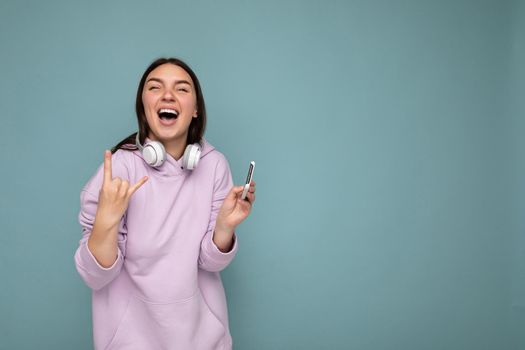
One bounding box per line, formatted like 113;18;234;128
146;77;192;85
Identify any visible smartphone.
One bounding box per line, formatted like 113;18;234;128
241;161;256;200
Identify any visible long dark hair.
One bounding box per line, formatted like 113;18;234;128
111;57;207;153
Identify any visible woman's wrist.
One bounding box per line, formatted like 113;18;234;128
88;214;120;267
213;223;235;252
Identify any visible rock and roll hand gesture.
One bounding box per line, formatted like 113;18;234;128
96;150;149;228
88;151;148;267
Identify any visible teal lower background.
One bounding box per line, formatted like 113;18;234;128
0;0;523;349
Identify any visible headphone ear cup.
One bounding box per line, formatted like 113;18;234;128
182;144;201;170
143;141;166;167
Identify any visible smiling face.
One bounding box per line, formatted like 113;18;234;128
141;63;198;154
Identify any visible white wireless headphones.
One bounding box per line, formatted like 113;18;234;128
135;133;201;170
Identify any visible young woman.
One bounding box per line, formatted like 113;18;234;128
74;57;255;350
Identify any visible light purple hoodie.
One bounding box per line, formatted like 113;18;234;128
74;139;238;350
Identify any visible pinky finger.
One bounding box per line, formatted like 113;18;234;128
129;176;149;195
245;192;255;204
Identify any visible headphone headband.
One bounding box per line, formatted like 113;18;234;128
135;132;144;151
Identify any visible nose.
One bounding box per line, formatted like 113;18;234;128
161;88;176;102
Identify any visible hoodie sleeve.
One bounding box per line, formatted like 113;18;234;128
198;154;238;272
74;152;129;290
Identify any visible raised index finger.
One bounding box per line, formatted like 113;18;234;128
103;150;112;184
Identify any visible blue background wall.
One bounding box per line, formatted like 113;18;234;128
509;0;525;348
0;0;522;349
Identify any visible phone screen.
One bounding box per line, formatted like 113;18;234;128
241;161;256;200
245;162;255;185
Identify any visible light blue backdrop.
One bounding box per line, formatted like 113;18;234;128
509;0;525;347
0;0;523;349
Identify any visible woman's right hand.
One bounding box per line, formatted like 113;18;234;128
95;150;148;228
88;151;148;268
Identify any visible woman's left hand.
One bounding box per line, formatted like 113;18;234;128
215;181;256;232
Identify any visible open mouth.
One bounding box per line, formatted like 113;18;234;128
158;108;179;120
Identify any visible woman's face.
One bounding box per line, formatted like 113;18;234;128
142;63;198;145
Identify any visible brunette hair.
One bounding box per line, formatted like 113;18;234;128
111;57;207;153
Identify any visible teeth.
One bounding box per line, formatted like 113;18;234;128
159;108;178;115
